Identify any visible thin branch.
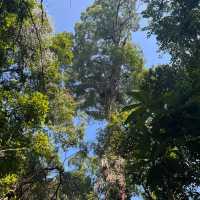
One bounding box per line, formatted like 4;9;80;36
51;171;63;200
41;0;44;25
25;1;45;91
0;147;27;153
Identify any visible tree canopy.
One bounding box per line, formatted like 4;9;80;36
1;0;200;200
70;0;144;119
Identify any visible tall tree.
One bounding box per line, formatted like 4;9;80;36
69;0;144;199
70;0;143;119
70;0;143;199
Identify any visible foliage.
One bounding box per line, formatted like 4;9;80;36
2;0;200;199
116;1;200;199
123;65;200;199
59;171;98;200
0;1;94;199
142;0;200;67
0;174;18;197
70;0;144;119
68;0;145;199
96;111;129;157
50;32;74;67
33;131;53;159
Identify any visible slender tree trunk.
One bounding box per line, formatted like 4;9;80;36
119;185;126;200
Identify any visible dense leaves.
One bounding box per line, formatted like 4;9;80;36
120;0;200;199
122;66;200;199
142;0;200;67
1;0;200;199
70;0;144;119
0;1;93;199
